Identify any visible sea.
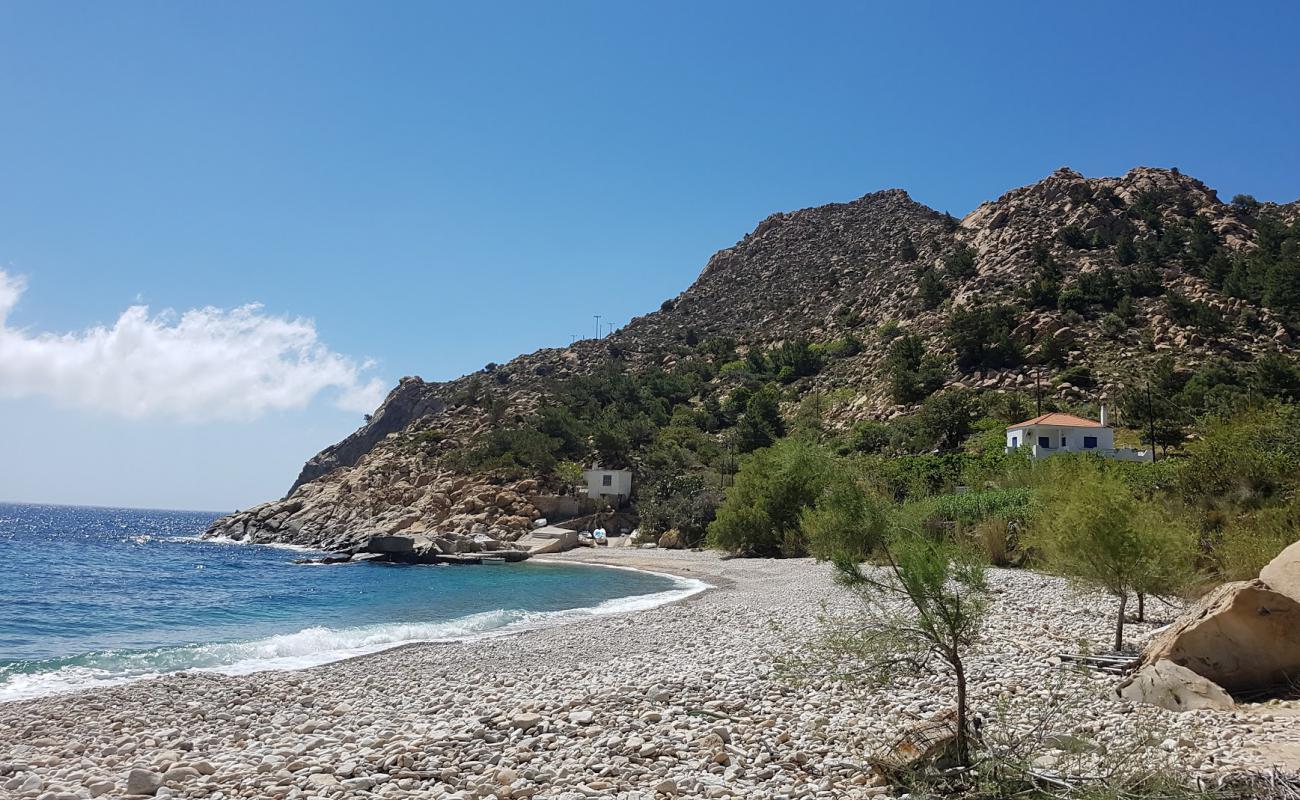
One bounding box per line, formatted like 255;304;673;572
0;502;705;702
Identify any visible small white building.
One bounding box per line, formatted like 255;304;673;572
582;466;633;504
1005;411;1152;462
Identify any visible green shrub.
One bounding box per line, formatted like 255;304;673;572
1215;499;1299;581
943;245;979;280
947;304;1022;373
707;439;836;557
846;420;891;454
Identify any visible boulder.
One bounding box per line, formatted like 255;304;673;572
1143;580;1300;695
125;768;163;795
1260;539;1300;605
1116;659;1235;712
365;535;430;554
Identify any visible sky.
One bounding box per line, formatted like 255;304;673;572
1;2;1298;511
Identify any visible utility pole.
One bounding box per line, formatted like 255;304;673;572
570;335;577;346
1035;368;1042;416
1147;381;1158;462
594;314;602;340
605;322;614;338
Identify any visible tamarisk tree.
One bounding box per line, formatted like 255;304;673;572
817;531;989;768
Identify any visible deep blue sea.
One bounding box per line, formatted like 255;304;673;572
0;503;702;702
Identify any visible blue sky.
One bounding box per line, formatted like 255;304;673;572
2;1;1298;510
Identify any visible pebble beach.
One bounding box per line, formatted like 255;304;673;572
2;550;1297;800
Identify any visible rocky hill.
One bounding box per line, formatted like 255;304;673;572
205;167;1300;554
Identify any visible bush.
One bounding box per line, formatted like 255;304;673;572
637;474;723;546
1178;404;1300;507
801;473;891;562
1215;499;1300;580
886;332;948;404
943;245;979;280
974;516;1015;566
846;420;891;454
1057;224;1090;249
1055;364;1095;388
1100;312;1128;337
707;439;836;557
947;305;1022;373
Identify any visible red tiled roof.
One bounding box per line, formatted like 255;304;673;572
1006;412;1106;430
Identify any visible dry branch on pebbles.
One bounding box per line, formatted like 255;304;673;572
1;551;1297;800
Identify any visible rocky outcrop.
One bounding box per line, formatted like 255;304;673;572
1260;540;1300;604
1117;659;1236;712
288;376;445;495
1142;580;1300;696
208;166;1300;552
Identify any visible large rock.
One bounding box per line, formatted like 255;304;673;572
1260;539;1300;604
125;768;163;796
1143;580;1300;695
1116;659;1235;712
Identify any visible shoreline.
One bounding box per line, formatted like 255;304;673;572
0;553;707;706
2;550;1297;799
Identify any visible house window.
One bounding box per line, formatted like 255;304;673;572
601;474;613;487
1038;436;1050;449
1084;436;1098;449
1010;436;1018;447
1061;436;1068;448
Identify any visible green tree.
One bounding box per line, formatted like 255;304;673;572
1029;460;1198;651
943;245;979;280
733;384;785;453
707;438;835;557
886;333;948;404
769;338;822;382
915;389;978;451
801;472;891;562
918;267;949;310
947;305;1022;373
815;533;988;767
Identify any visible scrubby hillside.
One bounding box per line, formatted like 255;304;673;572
206;166;1300;553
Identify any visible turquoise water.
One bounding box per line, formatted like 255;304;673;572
0;503;702;701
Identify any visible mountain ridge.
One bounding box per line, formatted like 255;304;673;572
207;166;1300;553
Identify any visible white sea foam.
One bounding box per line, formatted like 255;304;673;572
178;534;323;553
0;567;710;703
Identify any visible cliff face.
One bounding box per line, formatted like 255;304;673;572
206;166;1300;552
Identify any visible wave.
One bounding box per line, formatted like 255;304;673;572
0;571;710;703
178;534;324;553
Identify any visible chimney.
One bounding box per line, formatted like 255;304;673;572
1099;404;1108;426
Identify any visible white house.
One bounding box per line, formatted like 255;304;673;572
582;466;633;504
1005;410;1152;462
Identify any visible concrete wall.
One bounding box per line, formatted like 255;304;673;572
583;469;633;502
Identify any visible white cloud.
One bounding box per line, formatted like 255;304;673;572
0;270;388;421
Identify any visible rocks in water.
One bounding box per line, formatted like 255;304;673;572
1117;659;1235;712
